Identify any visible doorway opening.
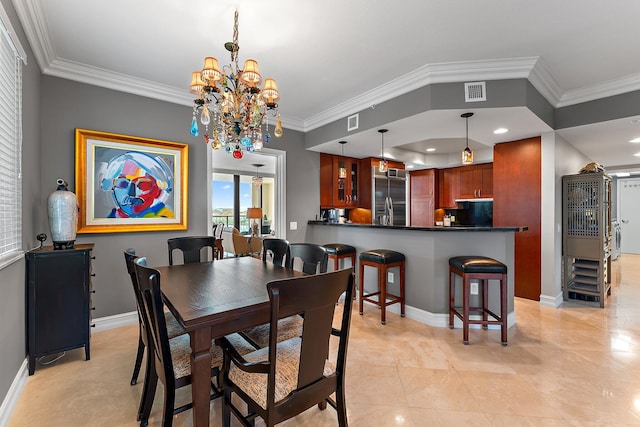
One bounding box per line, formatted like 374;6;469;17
208;148;286;239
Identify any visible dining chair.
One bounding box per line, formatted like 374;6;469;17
219;268;355;427
124;249;185;385
213;222;225;259
287;243;329;275
240;238;301;349
133;257;255;427
167;236;216;265
261;238;290;267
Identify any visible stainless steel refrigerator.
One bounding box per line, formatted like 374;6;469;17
372;167;407;226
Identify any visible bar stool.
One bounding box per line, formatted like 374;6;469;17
323;243;356;271
449;256;508;346
359;249;405;324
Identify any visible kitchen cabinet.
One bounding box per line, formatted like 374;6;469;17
410;168;438;226
26;244;95;374
320;153;334;208
319;153;359;208
458;163;493;199
438;167;459;208
333;155;358;207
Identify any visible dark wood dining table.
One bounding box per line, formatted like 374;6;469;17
154;256;305;427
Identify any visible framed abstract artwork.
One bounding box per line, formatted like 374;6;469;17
75;129;188;233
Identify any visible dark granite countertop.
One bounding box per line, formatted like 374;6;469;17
307;220;527;232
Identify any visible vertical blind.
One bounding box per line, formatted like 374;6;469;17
0;8;25;268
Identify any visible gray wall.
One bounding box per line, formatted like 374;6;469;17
0;0;41;406
39;75;318;318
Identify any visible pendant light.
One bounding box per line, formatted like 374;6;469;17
461;112;474;165
338;141;347;179
251;163;264;187
378;129;388;172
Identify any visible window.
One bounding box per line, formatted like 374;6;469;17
0;6;26;268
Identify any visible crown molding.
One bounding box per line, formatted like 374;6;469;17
46;57;195;105
556;73;640;108
528;57;562;106
303;57;540;131
11;0;52;69
14;0;639;130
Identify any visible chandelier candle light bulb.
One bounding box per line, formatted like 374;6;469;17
188;10;282;159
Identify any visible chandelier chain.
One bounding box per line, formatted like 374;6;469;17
231;9;239;65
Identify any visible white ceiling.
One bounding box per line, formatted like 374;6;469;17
12;0;640;173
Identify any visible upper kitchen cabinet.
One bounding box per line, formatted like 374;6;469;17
438;167;459;209
320;153;334;208
410;169;438;226
458;163;493;199
319;153;359;208
358;158;405;209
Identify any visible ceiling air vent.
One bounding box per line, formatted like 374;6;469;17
347;113;359;131
464;81;486;102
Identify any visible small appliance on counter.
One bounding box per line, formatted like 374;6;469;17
320;208;345;223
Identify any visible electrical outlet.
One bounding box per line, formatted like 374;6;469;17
470;281;479;295
387;272;394;283
290;221;297;230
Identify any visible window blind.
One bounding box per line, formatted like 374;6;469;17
0;8;24;268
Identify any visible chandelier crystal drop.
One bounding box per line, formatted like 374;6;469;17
188;10;282;159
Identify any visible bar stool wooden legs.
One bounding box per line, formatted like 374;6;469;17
449;256;508;345
359;249;405;325
323;243;357;300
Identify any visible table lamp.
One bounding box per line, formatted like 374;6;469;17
247;207;263;237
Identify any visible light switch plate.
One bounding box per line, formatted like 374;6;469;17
290;221;297;230
470;281;479;295
388;272;394;283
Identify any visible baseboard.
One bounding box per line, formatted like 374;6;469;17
361;300;517;329
0;312;138;425
92;311;138;332
0;359;28;427
539;292;563;308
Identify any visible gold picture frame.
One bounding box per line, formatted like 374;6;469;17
75;128;188;233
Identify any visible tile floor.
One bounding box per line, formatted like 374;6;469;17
9;254;640;426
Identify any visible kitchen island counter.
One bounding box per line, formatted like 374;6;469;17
306;220;527;329
307;220;526;233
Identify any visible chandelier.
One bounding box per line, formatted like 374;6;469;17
189;10;283;159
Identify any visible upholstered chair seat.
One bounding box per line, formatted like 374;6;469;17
227;337;334;410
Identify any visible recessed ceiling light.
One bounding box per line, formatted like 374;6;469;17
629;137;640;143
493;128;508;134
426;148;436;152
616;172;631;177
635;152;640;157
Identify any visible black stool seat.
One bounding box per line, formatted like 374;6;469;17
323;243;356;256
359;249;405;264
449;256;507;274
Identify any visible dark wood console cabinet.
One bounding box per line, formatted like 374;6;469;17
25;244;95;374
